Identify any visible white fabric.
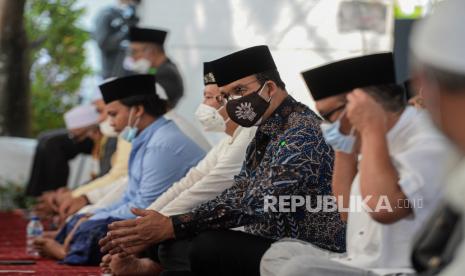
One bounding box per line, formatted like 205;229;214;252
155;83;169;101
261;107;455;276
261;239;343;276
164;110;212;152
0;137;36;185
78;176;128;214
440;159;465;276
148;126;256;216
64;105;100;130
444;158;465;212
411;0;465;74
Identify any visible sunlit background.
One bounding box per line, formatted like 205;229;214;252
0;0;441;189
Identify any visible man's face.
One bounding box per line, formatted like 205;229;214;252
203;83;229;120
129;42;154;62
203;84;223;109
68;127;90;142
219;75;269;102
416;71;465;152
106;100;131;133
315;94;352;134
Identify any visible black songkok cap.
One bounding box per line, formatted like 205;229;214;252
129;27;168;46
99;74;157;104
301;53;396;101
210;45;277;87
203;62;216;85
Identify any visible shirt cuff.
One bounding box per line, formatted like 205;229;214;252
171;213;196;240
85;189;102;205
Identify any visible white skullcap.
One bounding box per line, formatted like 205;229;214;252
411;0;465;74
64;105;100;130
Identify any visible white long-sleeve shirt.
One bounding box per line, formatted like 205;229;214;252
148;126;256;216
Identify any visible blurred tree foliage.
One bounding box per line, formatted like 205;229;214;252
25;0;91;137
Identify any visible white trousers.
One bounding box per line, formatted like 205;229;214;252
260;239;375;276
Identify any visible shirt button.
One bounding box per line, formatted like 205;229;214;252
359;231;364;235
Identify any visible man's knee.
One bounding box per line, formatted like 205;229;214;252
158;239;191;271
189;231;222;266
261;241;302;276
276;256;313;276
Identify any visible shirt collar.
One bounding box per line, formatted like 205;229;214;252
259;96;296;137
133;116;168;145
228;126;243;144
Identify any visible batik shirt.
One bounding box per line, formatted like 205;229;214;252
172;96;346;253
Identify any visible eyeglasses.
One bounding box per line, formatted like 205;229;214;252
204;94;227;106
320;104;346;122
220;79;262;102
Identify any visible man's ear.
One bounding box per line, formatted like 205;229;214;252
267;81;279;98
133;105;145;118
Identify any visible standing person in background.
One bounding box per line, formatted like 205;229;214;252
124;26;211;150
124;27;184;108
93;0;141;79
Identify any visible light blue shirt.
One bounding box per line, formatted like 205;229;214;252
90;117;205;220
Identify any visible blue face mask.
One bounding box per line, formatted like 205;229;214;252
320;113;356;154
120;108;140;143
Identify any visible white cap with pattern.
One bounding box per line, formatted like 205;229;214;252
64;105;100;130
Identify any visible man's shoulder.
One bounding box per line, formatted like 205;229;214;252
395;108;449;149
153;120;183;139
273;101;332;158
158;58;181;74
150;120;201;150
284;103;323;139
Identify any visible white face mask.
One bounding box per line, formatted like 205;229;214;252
123;56;151;74
99;117;118;137
195;103;229;132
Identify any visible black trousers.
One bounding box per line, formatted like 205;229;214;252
158;230;274;276
25;129;93;196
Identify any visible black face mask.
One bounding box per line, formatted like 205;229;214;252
226;83;271;127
